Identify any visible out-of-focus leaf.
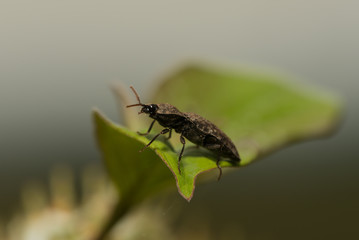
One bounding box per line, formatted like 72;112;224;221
152;64;341;165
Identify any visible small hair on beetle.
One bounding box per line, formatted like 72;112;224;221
126;86;144;108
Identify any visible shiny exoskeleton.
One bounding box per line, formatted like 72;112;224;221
126;86;240;180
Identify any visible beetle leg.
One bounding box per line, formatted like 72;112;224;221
216;156;222;181
178;135;186;174
137;119;156;136
167;128;172;139
139;128;169;152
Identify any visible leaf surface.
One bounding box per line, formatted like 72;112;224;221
95;64;341;201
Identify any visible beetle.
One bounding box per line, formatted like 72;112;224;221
126;86;240;180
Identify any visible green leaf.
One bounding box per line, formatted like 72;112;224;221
152;64;341;165
94;110;174;204
94;110;228;202
95;64;341;202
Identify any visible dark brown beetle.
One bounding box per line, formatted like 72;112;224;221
126;86;240;180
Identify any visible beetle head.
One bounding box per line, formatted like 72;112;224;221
126;86;158;115
140;104;158;115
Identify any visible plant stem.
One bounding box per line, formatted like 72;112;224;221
93;199;131;240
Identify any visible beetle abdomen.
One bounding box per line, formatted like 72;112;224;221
184;113;240;161
203;134;240;161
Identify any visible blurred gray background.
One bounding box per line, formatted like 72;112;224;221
1;1;358;239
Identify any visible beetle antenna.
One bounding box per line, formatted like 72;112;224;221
126;86;145;108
